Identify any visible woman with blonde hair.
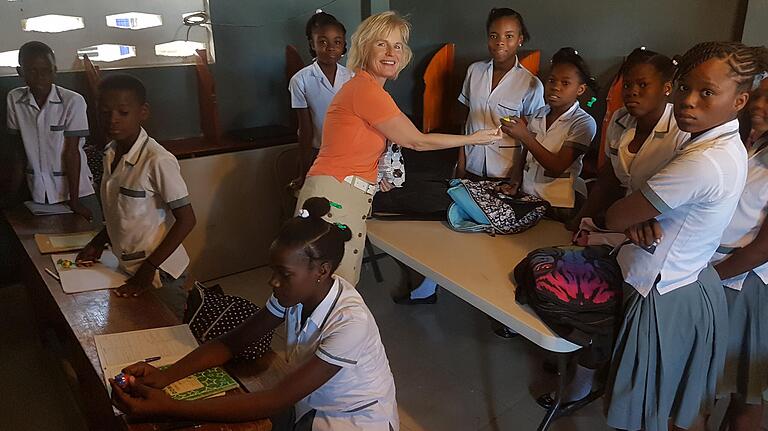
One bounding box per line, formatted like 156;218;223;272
298;11;500;286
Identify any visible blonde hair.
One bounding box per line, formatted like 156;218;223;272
347;11;413;78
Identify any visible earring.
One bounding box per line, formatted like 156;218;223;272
665;92;670;96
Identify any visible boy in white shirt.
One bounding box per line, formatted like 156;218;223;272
6;41;100;222
77;75;196;318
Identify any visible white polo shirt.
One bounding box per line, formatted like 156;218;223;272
459;58;544;178
521;101;596;208
266;275;398;431
710;136;768;290
617;119;748;296
605;104;688;193
101;128;190;285
6;84;94;204
289;62;354;150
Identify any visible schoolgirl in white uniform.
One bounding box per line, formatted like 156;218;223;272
711;78;768;431
499;48;597;221
601;42;767;431
456;7;544;180
573;48;687;232
110;197;399;431
289;11;353;178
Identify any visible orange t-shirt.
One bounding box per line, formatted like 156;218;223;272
308;69;402;183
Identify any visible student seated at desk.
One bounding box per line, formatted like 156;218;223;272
110;198;399;431
76;75;196;319
6;41;101;223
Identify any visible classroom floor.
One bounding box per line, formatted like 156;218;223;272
2;257;767;430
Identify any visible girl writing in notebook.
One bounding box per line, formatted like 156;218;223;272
110;197;400;430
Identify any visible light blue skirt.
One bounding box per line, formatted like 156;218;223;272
718;271;768;404
605;266;728;431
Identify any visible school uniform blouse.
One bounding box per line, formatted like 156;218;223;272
710;136;768;290
6;84;94;204
617;119;748;296
289;62;354;150
459;58;545;178
308;69;402;183
101;128;191;285
266;275;399;430
604;104;688;193
521;101;596;208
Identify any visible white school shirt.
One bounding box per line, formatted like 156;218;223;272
521;101;596;208
6;85;94;204
617;119;748;296
101;128;190;285
604;104;688;193
459;58;545;178
266;275;399;431
710;136;768;290
289;62;354;150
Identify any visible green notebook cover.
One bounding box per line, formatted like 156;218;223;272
161;366;240;401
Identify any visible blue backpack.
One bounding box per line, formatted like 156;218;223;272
447;179;549;234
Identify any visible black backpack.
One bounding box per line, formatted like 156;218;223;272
514;245;623;348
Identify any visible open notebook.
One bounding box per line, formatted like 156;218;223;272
95;325;239;400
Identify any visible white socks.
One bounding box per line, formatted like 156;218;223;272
409;277;438;299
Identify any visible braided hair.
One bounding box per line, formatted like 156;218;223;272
305;11;347;58
674;42;768;92
620;47;676;83
272;197;353;272
551;47;599;94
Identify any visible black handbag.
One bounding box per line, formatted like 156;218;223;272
183;281;273;360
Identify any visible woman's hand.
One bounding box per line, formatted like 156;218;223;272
111;375;175;418
499;117;530;141
468;127;502;145
378;179;394;192
624;219;663;248
493;182;519;196
122;362;169;389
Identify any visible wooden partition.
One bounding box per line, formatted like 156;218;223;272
194;49;222;145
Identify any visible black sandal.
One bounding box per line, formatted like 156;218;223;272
536;390;603;417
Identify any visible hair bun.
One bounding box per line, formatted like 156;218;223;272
302;197;331;220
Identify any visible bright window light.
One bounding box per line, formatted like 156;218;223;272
0;50;20;67
77;44;136;62
154;40;205;57
106;12;163;30
21;15;85;33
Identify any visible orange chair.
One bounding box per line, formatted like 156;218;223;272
598;74;624;169
519;50;541;76
422;43;455;133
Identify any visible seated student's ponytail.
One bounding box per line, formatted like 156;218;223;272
619;46;677;83
551;47;600;95
273;197;352;272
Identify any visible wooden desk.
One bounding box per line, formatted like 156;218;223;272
4;206;278;431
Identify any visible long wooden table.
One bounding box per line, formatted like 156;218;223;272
5;206;283;431
366;219;583;430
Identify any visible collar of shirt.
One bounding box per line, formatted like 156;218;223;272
533;100;580;121
310;61;349;92
677;118;740;154
295;277;343;334
16;84;64;110
615;103;674;137
482;56;522;88
104;127;150;169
